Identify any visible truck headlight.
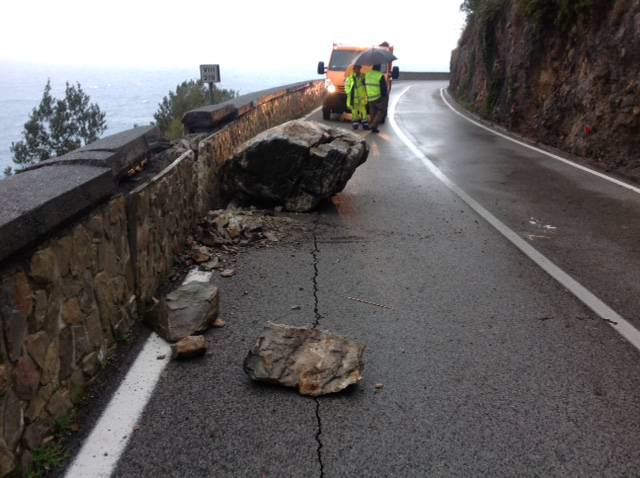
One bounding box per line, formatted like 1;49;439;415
325;79;336;94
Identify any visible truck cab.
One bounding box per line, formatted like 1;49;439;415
317;43;399;121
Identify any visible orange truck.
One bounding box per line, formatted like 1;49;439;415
317;43;399;121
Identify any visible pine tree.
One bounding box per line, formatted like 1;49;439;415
11;80;107;169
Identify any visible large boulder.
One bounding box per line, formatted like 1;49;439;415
243;322;365;396
222;120;368;212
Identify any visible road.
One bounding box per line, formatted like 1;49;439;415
76;81;640;476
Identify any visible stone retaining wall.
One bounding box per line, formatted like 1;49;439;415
0;80;324;476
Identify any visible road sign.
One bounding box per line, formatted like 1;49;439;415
200;64;220;83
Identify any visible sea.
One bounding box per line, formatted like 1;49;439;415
0;62;313;174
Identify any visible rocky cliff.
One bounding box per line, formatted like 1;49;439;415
450;0;640;180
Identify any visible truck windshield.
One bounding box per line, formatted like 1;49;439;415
329;51;361;71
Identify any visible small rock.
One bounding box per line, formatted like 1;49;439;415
192;246;211;264
264;232;279;242
291;305;301;310
145;269;219;342
171;336;207;359
226;218;243;239
220;269;235;278
156;354;166;360
244;322;365;397
274;206;283;213
201;257;220;271
212;318;225;328
374;383;384;390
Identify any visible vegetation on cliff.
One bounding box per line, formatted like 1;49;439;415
451;0;640;180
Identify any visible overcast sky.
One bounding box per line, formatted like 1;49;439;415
1;0;466;73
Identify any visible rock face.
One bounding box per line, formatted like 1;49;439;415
243;322;365;396
222;120;369;212
450;1;640;180
146;270;219;342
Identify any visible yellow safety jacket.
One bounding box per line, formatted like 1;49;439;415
345;74;367;110
365;70;384;102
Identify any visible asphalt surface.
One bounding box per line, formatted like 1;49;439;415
109;81;640;476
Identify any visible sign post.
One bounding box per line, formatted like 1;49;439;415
200;64;221;105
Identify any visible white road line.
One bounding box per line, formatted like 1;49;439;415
439;87;640;196
390;86;640;353
65;333;171;478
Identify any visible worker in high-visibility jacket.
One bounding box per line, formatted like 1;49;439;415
365;64;388;133
345;65;369;130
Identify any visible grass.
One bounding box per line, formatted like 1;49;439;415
53;412;75;437
26;444;68;478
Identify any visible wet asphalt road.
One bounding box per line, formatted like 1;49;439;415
112;81;640;476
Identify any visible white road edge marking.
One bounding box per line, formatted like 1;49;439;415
439;87;640;196
390;85;640;353
65;333;171;478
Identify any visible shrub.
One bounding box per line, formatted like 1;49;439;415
154;80;237;140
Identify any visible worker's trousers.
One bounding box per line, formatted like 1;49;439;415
351;97;368;122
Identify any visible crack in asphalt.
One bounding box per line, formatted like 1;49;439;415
312;218;322;330
314;398;325;478
311;217;325;478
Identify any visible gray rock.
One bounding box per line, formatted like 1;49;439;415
222;120;368;212
146;270;219;342
243;322;365;397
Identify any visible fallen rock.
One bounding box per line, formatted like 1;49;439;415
212;318;225;328
243;322;365;396
192;245;212;263
171;336;207;359
222;119;369;212
146;270;219;342
220;269;235;278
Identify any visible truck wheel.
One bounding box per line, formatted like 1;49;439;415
322;107;331;120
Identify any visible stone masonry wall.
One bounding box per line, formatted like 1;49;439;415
0;81;324;476
0;196;135;475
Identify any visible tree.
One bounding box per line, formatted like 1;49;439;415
460;0;482;18
11;80;107;169
154;80;237;140
3;166;12;178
